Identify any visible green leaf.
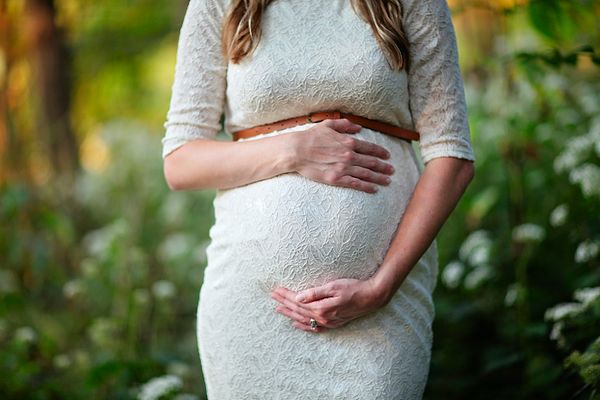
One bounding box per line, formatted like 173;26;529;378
527;0;577;43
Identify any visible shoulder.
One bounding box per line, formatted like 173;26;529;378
400;0;451;19
186;0;231;19
206;0;232;16
400;0;455;46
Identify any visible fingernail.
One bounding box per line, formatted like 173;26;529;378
296;294;306;302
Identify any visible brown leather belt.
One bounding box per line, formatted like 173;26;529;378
231;110;420;142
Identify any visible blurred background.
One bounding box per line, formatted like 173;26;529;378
1;0;599;399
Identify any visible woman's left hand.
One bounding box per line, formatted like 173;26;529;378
270;278;387;333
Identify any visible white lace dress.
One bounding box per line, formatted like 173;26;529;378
161;0;475;398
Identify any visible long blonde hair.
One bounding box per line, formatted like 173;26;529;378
221;0;410;71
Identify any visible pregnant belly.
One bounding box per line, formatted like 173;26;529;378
203;128;422;293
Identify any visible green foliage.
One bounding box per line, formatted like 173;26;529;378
515;45;600;68
426;30;600;400
519;0;600;70
547;288;600;396
526;0;596;44
566;337;600;389
0;122;215;399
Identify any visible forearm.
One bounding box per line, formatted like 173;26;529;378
371;157;475;304
163;133;297;191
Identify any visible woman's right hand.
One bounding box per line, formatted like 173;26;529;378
288;118;395;193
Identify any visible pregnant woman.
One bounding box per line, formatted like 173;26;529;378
161;0;475;398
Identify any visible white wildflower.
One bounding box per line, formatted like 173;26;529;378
158;233;195;262
138;375;182;400
580;93;600;116
160;193;189;226
574;239;600;263
544;302;584;321
152;280;176;300
469;246;491;267
549;204;569;227
464;265;493;290
14;326;37;344
573;287;600;305
441;261;465;289
549;321;563;341
504;283;519;307
569;163;600;198
554;152;578;174
53;354;72;369
512;223;545;243
459;230;492;266
63;279;84;299
82;218;129;258
82;229;109;258
553;134;593;174
590;117;600;156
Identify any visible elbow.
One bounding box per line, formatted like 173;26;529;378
163;154;186;191
162;141;215;191
461;160;475;187
163;151;211;191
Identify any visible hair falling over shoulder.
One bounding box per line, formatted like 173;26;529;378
221;0;410;71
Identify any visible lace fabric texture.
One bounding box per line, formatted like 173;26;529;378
161;0;475;398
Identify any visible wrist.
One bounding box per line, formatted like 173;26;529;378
273;132;300;174
369;271;398;307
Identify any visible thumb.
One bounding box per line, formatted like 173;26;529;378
296;285;332;303
322;118;362;134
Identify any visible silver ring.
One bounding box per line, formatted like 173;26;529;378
309;318;318;330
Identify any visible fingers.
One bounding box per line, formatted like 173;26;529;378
299;118;396;194
320;119;390;160
275;305;328;333
325;163;393;193
344;165;393;187
321;118;362;134
272;288;343;329
271;290;315;320
295;286;330;303
346;136;391;160
275;304;311;325
331;175;379;194
273;299;328;333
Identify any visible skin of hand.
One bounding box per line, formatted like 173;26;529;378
271;156;475;333
289;119;396;193
163;118;394;192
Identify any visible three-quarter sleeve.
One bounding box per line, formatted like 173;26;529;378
403;0;476;165
161;0;228;159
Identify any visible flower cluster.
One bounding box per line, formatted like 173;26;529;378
442;230;494;290
545;286;600;349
